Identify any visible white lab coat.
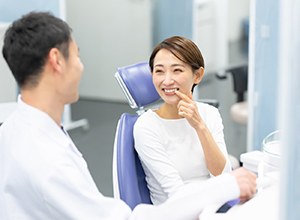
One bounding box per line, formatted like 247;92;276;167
0;97;239;220
0;97;132;219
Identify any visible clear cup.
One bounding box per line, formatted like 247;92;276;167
262;130;281;172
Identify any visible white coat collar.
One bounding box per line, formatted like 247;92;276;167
16;95;81;156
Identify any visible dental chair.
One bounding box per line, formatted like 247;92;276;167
112;62;157;210
112;61;239;210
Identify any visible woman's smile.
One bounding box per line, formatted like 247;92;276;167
162;88;179;95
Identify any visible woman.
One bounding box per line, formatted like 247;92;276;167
133;36;232;205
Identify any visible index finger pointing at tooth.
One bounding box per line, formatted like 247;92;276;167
175;90;185;97
175;90;191;101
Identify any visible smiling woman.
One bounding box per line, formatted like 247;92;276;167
133;36;233;205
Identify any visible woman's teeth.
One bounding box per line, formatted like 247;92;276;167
164;88;179;93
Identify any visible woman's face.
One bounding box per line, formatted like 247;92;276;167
152;48;202;105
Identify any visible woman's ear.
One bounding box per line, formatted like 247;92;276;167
194;67;204;84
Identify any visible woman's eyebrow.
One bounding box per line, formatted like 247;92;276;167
154;64;164;68
171;63;185;68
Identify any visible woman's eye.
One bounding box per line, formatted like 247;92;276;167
154;69;164;75
174;69;183;73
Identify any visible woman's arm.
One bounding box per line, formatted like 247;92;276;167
175;90;230;176
194;115;228;175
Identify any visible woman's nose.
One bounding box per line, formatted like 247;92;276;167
163;73;174;85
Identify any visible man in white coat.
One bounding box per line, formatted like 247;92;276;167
0;11;256;220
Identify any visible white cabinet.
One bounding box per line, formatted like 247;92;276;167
193;0;228;73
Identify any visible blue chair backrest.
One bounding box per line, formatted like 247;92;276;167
115;113;152;209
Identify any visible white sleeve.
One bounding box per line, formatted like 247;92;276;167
134;117;184;198
41;162;132;220
130;174;240;220
206;106;232;174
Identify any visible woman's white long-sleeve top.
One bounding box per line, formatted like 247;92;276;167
134;102;232;205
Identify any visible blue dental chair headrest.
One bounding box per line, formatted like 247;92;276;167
115;61;161;110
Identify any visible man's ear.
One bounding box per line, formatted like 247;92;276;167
48;48;63;73
194;67;204;84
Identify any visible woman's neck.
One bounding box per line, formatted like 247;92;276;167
155;103;182;119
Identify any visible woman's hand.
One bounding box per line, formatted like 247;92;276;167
175;90;203;129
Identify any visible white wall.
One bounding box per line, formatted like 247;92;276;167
0;23;17;102
65;0;152;102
